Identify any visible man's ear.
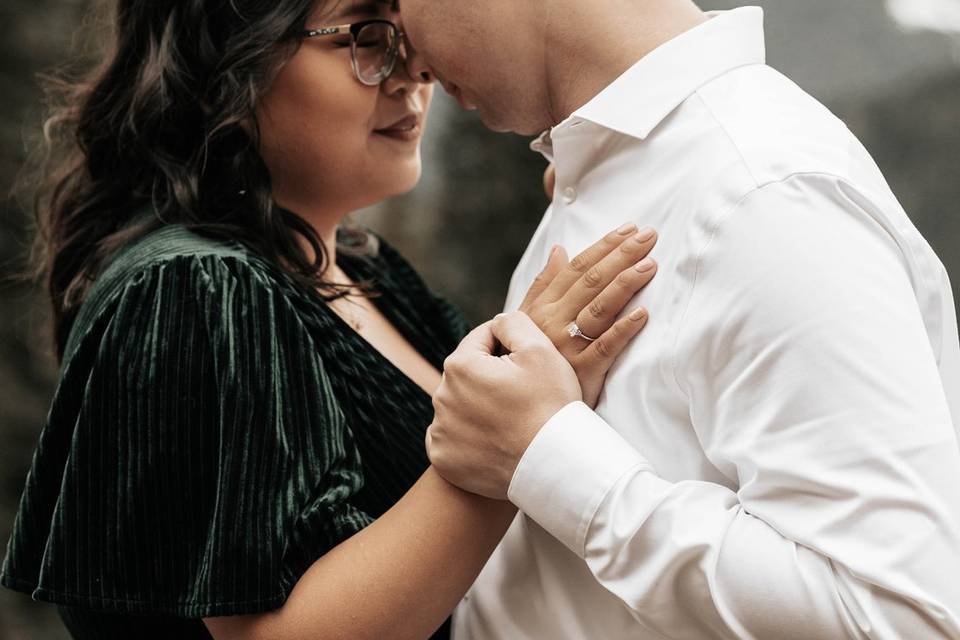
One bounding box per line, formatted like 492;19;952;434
543;163;556;199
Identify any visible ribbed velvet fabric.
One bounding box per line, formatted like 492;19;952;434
1;221;469;639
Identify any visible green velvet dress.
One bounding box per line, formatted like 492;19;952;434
0;220;469;639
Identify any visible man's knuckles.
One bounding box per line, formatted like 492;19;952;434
442;352;469;376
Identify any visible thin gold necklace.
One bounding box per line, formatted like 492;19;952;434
324;264;366;332
332;294;365;332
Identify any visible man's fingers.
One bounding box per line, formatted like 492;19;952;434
518;245;568;313
491;312;555;355
539;223;640;302
453;321;499;357
544;163;557;198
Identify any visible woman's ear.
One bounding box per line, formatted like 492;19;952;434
543;163;556;199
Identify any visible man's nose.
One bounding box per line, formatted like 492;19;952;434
400;36;435;84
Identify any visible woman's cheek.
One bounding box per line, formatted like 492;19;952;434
419;83;435;106
415;84;434;131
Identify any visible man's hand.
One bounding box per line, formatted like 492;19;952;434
426;312;582;499
544;163;556;198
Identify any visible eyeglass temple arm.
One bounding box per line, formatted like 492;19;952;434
301;24;352;38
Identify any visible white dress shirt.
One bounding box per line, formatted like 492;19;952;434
453;7;960;640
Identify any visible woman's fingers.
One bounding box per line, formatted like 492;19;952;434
539;223;640;303
518;245;568;314
589;308;649;367
555;227;658;319
574;255;658;339
577;307;650;407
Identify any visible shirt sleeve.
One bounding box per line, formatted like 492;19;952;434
1;252;373;617
508;173;960;639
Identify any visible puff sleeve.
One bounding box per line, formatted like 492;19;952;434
1;252;374;617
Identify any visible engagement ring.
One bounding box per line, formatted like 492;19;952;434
567;322;597;342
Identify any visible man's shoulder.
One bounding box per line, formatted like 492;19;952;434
692;64;869;191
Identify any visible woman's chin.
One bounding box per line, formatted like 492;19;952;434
383;162;424;197
353;167;423;210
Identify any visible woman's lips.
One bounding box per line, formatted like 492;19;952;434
374;114;422;142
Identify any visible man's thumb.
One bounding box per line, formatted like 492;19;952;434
490;311;553;354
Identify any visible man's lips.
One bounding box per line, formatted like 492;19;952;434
439;79;477;111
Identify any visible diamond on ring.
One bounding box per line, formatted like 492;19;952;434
567;322;597;342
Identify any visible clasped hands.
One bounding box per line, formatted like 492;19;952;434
426;223;659;499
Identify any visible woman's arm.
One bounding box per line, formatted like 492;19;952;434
204;468;513;640
205;224;658;640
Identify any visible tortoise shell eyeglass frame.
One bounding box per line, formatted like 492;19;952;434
300;19;408;86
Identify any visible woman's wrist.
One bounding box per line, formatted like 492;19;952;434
425;465;519;519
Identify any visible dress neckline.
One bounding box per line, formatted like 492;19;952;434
98;216;444;403
313;250;443;402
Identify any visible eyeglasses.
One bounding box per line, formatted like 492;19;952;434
300;19;406;86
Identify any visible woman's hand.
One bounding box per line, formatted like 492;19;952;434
517;223;658;407
426;229;658;498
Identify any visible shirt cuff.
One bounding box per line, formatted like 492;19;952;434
506;400;651;557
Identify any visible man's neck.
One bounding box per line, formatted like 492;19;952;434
542;0;707;126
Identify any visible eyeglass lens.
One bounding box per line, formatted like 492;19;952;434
354;22;398;84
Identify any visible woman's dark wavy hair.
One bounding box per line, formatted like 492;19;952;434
20;0;375;363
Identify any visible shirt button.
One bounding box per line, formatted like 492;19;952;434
562;186;577;204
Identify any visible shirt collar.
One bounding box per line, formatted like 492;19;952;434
532;6;766;155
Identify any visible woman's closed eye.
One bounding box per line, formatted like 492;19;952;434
330;38;380;49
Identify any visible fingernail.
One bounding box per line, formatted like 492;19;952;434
635;257;656;272
617;222;638;235
634;227;655;242
549;245;559;259
629;307;648;321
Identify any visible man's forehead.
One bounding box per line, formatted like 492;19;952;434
315;0;397;21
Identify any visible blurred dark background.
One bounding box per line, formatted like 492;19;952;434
1;1;958;637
